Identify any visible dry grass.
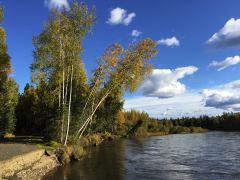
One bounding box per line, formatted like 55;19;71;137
3;133;15;139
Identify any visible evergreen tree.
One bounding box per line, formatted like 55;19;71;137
16;84;39;135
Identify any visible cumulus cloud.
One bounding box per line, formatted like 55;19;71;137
131;30;142;37
107;7;136;26
225;80;240;89
45;0;69;9
203;89;240;111
209;56;240;71
207;18;240;48
140;66;198;98
203;80;240;111
124;93;224;118
157;36;180;47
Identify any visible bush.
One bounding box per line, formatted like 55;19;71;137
170;126;191;134
47;141;61;148
3;133;15;139
55;146;71;164
134;127;148;137
71;145;86;160
59;151;70;164
78;133;103;147
88;133;102;146
190;126;208;133
78;136;90;147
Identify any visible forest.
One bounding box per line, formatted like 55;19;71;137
0;1;240;146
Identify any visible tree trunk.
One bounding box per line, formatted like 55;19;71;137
65;67;69;105
64;65;73;145
77;88;113;140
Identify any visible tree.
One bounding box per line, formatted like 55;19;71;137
117;110;125;126
76;38;158;140
0;5;19;135
94;88;124;133
16;84;40;135
31;1;95;143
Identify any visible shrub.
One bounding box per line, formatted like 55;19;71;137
78;136;90;147
71;145;86;160
59;151;70;164
55;146;71;164
47;141;61;148
88;133;102;146
190;126;208;133
3;133;15;139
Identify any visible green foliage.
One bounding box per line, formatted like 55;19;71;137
119;110;209;136
93;88;124;133
119;110;240;136
48;141;62;148
0;6;19;135
171;113;240;131
28;1;95;141
170;126;191;134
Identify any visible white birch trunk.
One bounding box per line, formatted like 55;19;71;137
64;65;73;145
65;66;69;105
77;89;112;140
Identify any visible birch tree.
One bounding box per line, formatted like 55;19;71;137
31;2;95;143
76;38;158;140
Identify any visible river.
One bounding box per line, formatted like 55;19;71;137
45;132;240;180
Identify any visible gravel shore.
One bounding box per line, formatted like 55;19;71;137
0;143;59;180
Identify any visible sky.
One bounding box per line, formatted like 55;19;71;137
1;0;240;118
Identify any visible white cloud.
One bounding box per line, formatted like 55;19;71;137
203;80;240;111
131;30;142;37
124;93;224;119
209;56;240;71
203;89;240;111
140;66;198;98
207;18;240;48
45;0;69;9
107;7;136;26
225;80;240;89
157;36;180;47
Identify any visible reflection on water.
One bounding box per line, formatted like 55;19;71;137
45;132;240;180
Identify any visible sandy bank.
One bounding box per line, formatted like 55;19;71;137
0;146;59;180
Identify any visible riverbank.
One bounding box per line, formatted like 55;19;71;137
0;144;59;179
0;133;118;179
0;129;207;179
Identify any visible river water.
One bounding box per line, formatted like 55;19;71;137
45;132;240;180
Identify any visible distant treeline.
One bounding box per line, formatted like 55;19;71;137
166;113;240;131
118;110;240;136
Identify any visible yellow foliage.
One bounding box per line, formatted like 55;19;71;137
117;110;125;125
3;133;15;139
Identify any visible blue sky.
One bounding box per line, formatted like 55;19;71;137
2;0;240;118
